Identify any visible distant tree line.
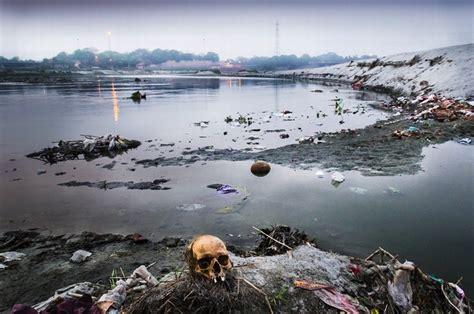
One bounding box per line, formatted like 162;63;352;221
0;48;375;71
0;48;220;70
236;52;376;71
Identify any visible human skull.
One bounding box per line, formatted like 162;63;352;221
186;235;232;282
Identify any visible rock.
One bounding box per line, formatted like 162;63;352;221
163;238;180;248
128;233;148;244
70;250;92;263
37;169;47;175
251;161;271;177
279;133;290;139
315;171;325;178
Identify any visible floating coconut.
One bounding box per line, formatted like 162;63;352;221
250;161;271;177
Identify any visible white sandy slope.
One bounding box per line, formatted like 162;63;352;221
280;44;473;99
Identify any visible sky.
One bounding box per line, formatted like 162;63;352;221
0;0;472;60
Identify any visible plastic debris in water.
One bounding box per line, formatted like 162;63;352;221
331;172;345;183
387;186;400;194
176;204;206;212
350;187;368;195
217;184;239;195
315;171;325;178
458;138;472;145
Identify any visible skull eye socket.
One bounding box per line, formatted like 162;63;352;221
197;256;213;269
217;255;229;266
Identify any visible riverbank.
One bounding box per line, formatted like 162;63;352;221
1;228;470;313
278;44;473;100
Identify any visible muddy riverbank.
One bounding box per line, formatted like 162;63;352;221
1;228;470;313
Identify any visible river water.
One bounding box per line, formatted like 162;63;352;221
0;75;472;292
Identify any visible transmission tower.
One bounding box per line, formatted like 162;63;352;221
275;21;279;56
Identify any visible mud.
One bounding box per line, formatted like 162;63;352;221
1;228;470;313
0;230;186;312
58;179;171;190
136;116;474;176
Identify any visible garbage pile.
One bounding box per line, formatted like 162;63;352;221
26;134;141;163
392;126;420;139
11;264;160;314
5;226;472;313
411;95;474;122
348;247;470;313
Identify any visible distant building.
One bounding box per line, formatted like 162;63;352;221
136;62;146;70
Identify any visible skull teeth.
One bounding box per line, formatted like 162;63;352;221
220;276;225;282
213;278;217;283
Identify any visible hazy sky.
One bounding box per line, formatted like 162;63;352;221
1;0;472;60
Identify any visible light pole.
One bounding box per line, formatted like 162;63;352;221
107;31;112;51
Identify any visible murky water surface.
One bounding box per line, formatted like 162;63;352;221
0;75;472;292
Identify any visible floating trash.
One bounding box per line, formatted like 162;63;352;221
350;187;368;195
176;204;207;212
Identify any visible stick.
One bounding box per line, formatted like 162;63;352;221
252;226;292;251
378;247;396;260
183;290;194;301
365;248;380;261
441;284;462;313
240;277;274;314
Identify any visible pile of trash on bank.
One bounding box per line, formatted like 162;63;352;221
388;94;474;122
411;95;474;122
7;226;472;313
26;134;141;163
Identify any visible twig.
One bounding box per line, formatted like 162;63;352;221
252;226;292;251
183;290;194;301
240;277;274;314
147;261;157;269
378;247;396;260
365;248;380;261
441;284;462;313
233;263;250;268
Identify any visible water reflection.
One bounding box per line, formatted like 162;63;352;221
111;81;119;122
97;79;102;96
274;81;280;111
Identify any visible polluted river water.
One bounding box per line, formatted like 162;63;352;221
0;75;472;293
